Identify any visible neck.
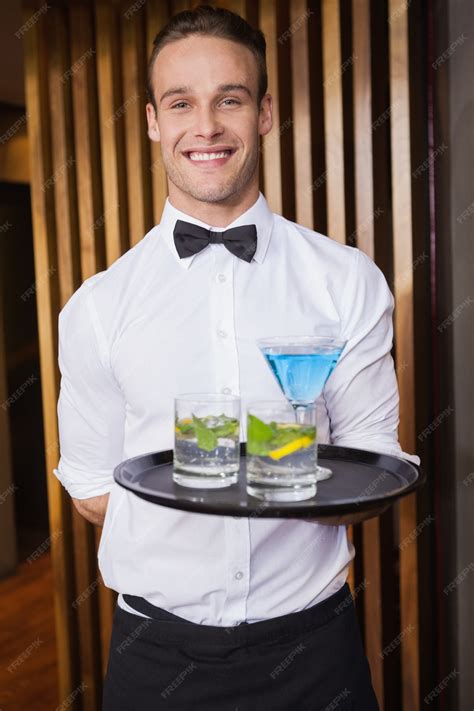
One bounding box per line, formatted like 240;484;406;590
167;182;259;227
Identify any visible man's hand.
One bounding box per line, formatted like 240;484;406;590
72;493;110;527
301;503;391;526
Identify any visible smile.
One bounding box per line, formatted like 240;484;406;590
184;148;236;166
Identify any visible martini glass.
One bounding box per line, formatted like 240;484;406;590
256;335;347;480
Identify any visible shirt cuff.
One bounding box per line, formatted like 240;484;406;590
53;463;115;499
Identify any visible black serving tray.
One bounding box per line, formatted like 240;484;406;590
113;443;423;519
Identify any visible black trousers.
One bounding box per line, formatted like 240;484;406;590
103;583;379;710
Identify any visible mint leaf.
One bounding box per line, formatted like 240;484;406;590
192;414;218;451
212;417;239;438
248;414;274;443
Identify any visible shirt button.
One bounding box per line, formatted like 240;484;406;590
217;329;227;338
234;571;244;580
222;387;232;394
217;273;226;283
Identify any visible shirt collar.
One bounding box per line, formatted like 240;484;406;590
158;192;274;270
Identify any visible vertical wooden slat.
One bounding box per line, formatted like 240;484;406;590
121;0;153;245
22;0;79;703
352;1;384;707
146;0;169;224
48;10;80;303
69;3;105;707
0;251;17;576
94;4;126;670
70;2;105;279
259;0;282;214
388;1;419;708
321;0;346;243
96;1;130;263
352;0;374;257
291;0;313;228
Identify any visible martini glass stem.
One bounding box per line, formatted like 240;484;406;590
293;404;307;425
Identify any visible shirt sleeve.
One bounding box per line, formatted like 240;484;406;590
53;282;126;499
325;248;420;465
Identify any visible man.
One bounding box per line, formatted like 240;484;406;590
54;5;419;710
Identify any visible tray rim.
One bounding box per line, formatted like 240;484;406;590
113;443;424;518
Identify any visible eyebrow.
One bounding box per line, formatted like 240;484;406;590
159;83;252;105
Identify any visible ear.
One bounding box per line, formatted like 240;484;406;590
146;102;161;142
258;93;273;138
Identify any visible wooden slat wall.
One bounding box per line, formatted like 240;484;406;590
388;0;419;707
23;0;424;708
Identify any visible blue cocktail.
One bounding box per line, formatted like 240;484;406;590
257;336;347;480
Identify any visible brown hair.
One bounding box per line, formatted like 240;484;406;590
146;4;267;111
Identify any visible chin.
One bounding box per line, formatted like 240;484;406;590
183;182;241;204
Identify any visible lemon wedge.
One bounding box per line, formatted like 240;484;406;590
268;435;314;460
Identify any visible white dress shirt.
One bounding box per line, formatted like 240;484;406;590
54;192;419;625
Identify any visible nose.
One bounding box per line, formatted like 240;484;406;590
192;105;224;141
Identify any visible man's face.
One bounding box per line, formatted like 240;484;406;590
146;35;272;206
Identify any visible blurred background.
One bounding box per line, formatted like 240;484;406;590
0;1;472;709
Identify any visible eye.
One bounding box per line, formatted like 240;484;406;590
220;98;240;107
171;101;190;110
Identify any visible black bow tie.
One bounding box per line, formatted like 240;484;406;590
173;219;257;263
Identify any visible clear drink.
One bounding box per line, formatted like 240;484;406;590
246;402;317;501
173;394;240;488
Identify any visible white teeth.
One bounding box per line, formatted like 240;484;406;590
188;151;231;161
